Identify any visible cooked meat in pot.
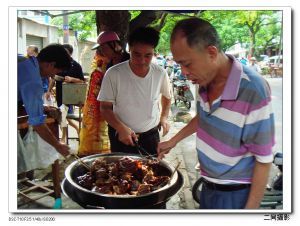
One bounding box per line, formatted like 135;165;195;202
76;156;170;196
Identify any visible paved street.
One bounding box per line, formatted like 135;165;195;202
266;77;283;154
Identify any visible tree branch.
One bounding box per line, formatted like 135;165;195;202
129;11;159;33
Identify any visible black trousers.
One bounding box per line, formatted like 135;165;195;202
108;125;160;156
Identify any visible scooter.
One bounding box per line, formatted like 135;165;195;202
166;65;174;77
172;71;194;109
260;152;283;208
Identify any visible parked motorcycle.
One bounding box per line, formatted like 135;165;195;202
268;152;283;190
166;65;173;77
260;152;283;209
172;71;194;109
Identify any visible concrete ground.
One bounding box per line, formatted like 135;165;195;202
17;78;283;210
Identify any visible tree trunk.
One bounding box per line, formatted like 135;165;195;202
95;10;130;48
95;10;160;48
249;28;256;57
129;11;161;33
154;13;168;31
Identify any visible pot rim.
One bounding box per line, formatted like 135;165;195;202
65;153;179;199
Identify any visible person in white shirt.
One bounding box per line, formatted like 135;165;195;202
249;57;262;74
98;27;171;155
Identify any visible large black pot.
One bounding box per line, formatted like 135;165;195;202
62;153;184;209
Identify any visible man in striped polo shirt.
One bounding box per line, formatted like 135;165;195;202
157;18;275;209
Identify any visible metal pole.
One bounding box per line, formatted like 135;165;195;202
63;10;69;44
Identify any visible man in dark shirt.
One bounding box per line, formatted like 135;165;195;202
47;44;85;142
47;44;84;107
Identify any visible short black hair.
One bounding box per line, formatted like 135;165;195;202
128;27;160;48
62;43;73;55
37;44;71;70
171;18;222;51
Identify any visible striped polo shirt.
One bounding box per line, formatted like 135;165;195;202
196;55;275;185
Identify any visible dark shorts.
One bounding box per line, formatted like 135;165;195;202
108;125;160;156
66;105;74;114
199;179;251;209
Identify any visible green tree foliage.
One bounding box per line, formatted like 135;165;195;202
234;10;281;56
130;10;141;20
151;10;281;56
201;11;249;52
155;10;281;56
51;10;281;57
154;14;187;55
201;10;281;56
51;11;96;41
254;12;282;56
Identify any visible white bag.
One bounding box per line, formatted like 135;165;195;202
22;126;62;171
43;93;55;106
17;130;28;173
59;104;68;128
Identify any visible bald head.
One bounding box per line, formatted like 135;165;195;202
171;18;222;52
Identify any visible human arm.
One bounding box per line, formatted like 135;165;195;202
242;78;274;208
100;101;137;146
244;161;271;209
45;77;55;100
64;60;85;83
98;68;137;145
64;76;85;83
159;95;171;136
157;115;198;159
33;124;70;157
159;71;172;136
20;81;70;157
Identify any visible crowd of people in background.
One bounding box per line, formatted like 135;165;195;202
151;53;266;80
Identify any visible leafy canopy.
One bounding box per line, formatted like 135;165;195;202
51;10;282;56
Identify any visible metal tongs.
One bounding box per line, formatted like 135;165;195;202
72;154;91;171
133;139;156;160
168;161;181;184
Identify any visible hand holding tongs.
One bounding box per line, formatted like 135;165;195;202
72;154;91;171
133;139;156;160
